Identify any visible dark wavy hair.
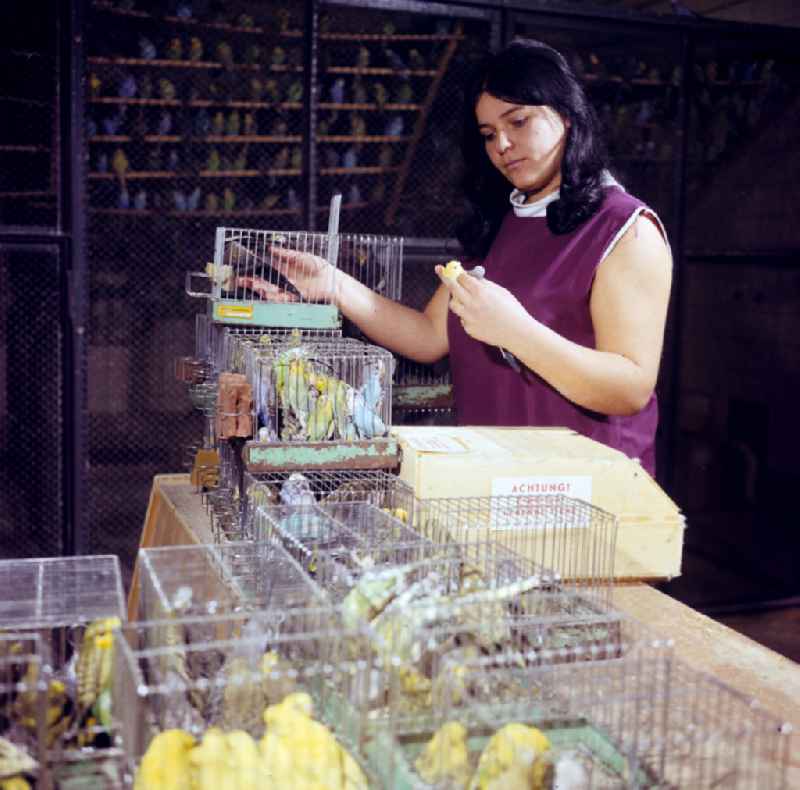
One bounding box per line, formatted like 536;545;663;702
455;38;609;259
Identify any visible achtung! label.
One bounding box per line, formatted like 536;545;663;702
490;475;593;529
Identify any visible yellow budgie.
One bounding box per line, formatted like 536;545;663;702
468;723;551;790
260;693;368;790
189;728;229;790
134;729;196;790
414;721;472;789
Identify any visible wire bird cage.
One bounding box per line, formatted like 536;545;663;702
415;494;618;601
112;609;381;788
253;502;428;576
186;225;403;330
0;556;127;788
246;338;395;446
367;635;793;790
136;541;326;624
241;469;415;540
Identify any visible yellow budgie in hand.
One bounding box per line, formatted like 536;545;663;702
468;723;551;790
134;729;196;790
415;721;472;789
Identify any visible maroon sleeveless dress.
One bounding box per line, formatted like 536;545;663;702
447;186;660;475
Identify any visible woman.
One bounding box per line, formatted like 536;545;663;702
270;39;672;475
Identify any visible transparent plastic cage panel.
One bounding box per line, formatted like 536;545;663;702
416;494;618;597
212;226;402;304
113;609;381;772
0;555;126;627
137;540;326;623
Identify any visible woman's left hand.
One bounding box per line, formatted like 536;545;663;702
434;265;530;347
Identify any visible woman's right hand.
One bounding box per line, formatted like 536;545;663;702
267;245;339;304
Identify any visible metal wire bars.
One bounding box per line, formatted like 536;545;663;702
415;493;618;599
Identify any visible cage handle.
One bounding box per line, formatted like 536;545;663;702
185;271;213;299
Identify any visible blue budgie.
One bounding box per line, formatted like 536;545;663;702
186;186;201;211
280;473;316;507
330;78;346;104
133;189;147;210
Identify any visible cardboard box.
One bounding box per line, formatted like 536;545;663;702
393;426;685;581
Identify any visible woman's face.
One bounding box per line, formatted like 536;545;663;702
475;92;569;200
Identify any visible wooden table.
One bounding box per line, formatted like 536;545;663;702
131;474;800;779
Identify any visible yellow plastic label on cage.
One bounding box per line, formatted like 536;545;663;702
217;304;254;319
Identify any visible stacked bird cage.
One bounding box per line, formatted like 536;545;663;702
365;631;793;790
415;493;618;602
186;224;403;330
242;468;415;540
0;556;127;788
136;540;327;625
112;608;382;789
246;337;395;446
253;501;429;578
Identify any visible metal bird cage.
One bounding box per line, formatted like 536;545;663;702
248;338;394;443
253;502;427;575
241;469;415;540
0;556;127;787
113;609;380;787
366;638;793;790
368;596;642;743
136;541;326;624
415;494;618;601
186;224;403;329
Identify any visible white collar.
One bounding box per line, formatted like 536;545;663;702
510;171;622;217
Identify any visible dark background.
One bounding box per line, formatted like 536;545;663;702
0;0;797;660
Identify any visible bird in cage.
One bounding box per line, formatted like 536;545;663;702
226;110;240;136
216;41;234;68
118;73;137;99
0;736;39;784
470;723;552;790
186;187;201;211
189;36;203;62
286;80;303;103
243;112;257;136
210;111;225;136
249;77;264;101
159;79;176;101
134;189;147;210
157;110;172;136
134;728;196;789
264;79;281;103
373;82;388;110
384;116;404;137
270;46;287;66
138;36;156;60
165;37;183;61
414;721;472;789
330;78;346;104
259;692;369;789
222;188;236;212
